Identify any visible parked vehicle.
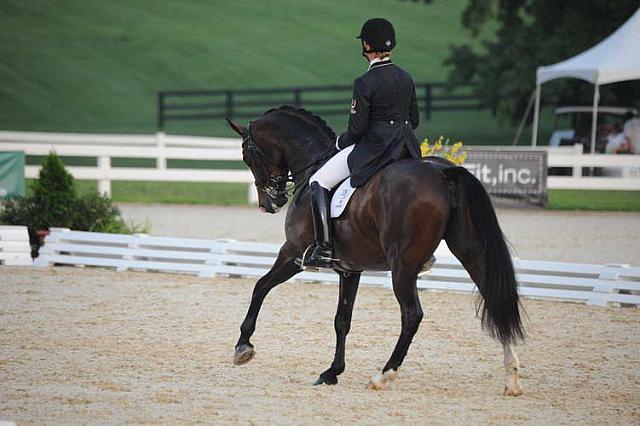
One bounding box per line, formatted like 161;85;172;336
548;106;637;153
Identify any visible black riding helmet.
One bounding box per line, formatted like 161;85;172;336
357;18;396;52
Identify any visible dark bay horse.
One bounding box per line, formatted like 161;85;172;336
226;106;525;395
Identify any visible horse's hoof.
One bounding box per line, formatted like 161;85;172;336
503;385;523;397
366;369;397;390
234;344;255;365
366;373;386;390
314;373;338;386
503;372;523;396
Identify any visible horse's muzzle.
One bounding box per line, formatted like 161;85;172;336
259;201;280;214
274;194;288;208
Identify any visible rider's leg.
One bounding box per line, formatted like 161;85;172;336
304;146;353;268
310;145;354;190
305;181;334;268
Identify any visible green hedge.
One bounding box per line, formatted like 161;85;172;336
0;153;146;255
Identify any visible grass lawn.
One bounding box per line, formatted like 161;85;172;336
68;180;640;211
70;180;249;206
26;153;638;210
0;0;533;145
163;107;549;146
548;190;640;211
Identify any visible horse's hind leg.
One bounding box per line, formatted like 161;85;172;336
235;242;301;365
314;271;361;386
503;343;523;396
367;268;423;390
447;236;524;396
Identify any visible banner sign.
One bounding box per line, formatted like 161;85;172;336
0;151;26;200
464;150;547;206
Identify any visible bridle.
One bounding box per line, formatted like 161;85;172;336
242;122;289;201
242;122;336;201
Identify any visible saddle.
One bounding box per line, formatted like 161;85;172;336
330;178;357;218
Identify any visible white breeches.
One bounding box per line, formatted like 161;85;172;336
309;145;354;190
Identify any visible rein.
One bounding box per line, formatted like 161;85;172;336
288;146;336;182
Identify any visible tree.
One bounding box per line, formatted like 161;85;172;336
444;0;640;125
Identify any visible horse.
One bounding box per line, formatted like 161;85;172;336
226;106;525;395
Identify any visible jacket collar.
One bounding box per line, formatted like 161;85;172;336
367;58;393;71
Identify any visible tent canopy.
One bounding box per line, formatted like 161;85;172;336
531;8;640;150
537;8;640;86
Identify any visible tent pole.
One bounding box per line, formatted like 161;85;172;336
589;84;600;155
531;84;541;147
512;89;536;146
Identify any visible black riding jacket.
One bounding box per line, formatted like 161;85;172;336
336;59;421;187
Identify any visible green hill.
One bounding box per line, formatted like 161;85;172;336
1;0;526;144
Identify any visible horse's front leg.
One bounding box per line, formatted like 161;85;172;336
314;271;361;385
234;242;302;365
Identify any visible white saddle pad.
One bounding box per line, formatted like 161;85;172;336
330;178;357;218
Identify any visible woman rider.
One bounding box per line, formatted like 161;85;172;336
303;18;422;269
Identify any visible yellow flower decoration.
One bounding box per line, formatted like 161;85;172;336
420;136;467;165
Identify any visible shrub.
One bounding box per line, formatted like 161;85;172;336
73;192;144;234
0;152;147;255
29;153;77;231
0;196;37;230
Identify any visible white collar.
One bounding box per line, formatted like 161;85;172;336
367;57;392;71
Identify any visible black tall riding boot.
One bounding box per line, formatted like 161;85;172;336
303;181;336;269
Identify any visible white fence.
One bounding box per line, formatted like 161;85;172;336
545;143;640;190
0;225;32;266
0;131;256;201
1;131;640;197
33;228;640;307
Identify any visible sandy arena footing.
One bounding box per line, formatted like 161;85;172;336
2;205;639;424
1;267;639;424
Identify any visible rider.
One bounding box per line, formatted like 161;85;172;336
303;18;422;269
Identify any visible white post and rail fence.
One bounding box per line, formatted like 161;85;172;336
0;131;639;203
30;227;640;307
4;224;639;306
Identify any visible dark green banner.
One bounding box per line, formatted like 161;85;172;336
0;151;26;199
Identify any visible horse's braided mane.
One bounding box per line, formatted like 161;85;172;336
264;105;336;141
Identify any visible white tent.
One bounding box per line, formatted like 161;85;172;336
531;7;640;152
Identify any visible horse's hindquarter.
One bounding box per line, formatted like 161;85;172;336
335;160;452;271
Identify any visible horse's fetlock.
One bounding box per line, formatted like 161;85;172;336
331;364;345;375
239;325;254;339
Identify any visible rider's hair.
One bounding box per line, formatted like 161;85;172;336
373;51;391;59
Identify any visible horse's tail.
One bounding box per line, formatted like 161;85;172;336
442;166;525;345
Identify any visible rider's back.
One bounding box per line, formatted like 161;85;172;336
358;63;418;125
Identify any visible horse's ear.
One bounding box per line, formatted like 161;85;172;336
226;118;245;137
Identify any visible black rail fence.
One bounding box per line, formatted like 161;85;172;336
157;82;484;130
